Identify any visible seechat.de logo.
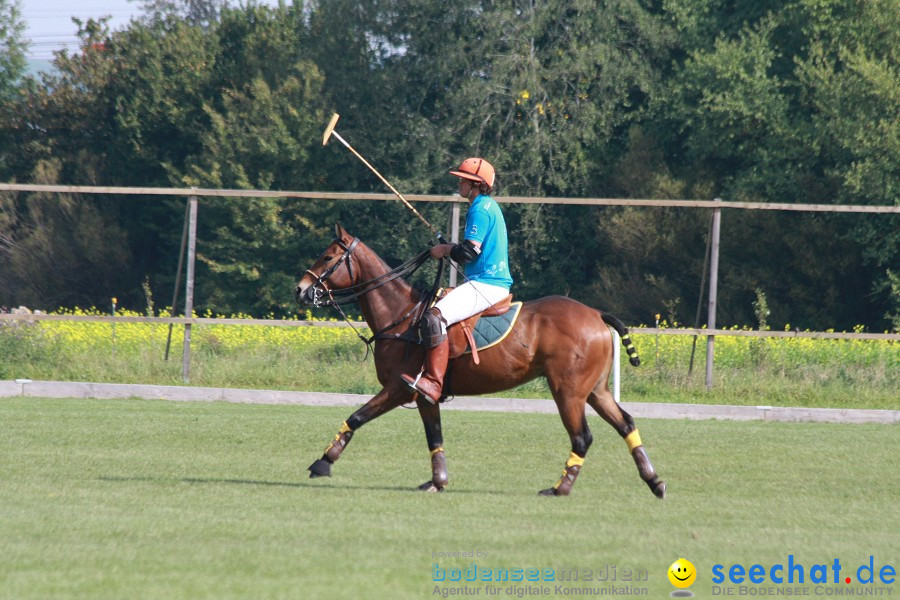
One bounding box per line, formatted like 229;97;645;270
711;555;896;586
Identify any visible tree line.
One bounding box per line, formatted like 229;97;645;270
0;0;897;330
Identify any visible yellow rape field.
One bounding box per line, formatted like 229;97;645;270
1;308;897;409
43;307;363;352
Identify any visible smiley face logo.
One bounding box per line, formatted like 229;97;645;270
668;558;697;588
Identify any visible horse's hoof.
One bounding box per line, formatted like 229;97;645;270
431;451;449;489
652;479;667;499
537;487;560;496
308;458;332;478
418;481;444;493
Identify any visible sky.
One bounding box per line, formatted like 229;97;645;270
22;0;143;60
20;0;280;61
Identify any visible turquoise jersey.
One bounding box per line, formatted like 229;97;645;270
462;194;513;289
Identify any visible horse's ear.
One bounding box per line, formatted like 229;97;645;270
334;223;351;241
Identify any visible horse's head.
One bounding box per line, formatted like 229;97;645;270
295;224;361;307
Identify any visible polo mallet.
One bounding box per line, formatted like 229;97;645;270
323;113;447;243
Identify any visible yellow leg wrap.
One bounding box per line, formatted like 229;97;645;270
325;422;353;453
625;430;642;452
553;453;585;489
566;452;585;468
430;447;444;456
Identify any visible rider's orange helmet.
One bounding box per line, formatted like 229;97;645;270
449;157;495;189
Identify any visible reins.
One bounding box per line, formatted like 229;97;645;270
325;250;431;306
302;238;437;359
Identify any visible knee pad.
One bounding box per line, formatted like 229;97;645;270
419;309;447;348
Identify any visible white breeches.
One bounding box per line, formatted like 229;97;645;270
433;280;510;326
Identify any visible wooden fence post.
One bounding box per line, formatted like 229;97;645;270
705;198;722;390
165;199;191;361
182;195;198;384
449;203;461;287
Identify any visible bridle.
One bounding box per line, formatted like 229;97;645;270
301;237;360;308
297;236;436;360
300;236;433;308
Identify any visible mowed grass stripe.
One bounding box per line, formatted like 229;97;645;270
0;398;897;600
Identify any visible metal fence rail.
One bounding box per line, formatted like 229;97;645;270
2;183;899;213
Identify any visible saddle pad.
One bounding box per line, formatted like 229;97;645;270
466;302;523;353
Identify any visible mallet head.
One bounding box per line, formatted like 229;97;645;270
323;113;340;146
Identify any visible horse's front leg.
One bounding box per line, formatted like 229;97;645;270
415;394;448;493
308;385;409;478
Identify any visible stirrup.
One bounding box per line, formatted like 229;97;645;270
402;371;439;405
403;370;424;391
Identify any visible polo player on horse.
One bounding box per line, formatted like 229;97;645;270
402;157;513;404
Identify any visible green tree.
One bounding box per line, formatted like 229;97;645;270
174;3;338;314
662;14;806;200
361;0;680;305
1;0;895;329
172;7;332;313
0;0;27;178
8;17;120;183
794;0;899;317
138;0;230;28
383;0;676;197
651;0;898;328
0;0;25;103
0;160;132;308
0;19;142;311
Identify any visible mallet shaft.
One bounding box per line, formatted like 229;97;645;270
330;130;445;242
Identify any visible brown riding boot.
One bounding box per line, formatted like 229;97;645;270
402;338;450;404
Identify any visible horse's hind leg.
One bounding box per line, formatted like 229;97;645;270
539;409;592;496
415;394;449;492
588;386;666;499
539;380;594;496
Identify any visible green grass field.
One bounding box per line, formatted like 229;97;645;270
1;398;897;599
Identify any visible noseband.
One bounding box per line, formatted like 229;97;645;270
300;238;431;310
297;239;438;358
303;237;360;307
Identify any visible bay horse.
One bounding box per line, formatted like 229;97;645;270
295;225;666;497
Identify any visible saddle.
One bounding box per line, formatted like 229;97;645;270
444;293;514;364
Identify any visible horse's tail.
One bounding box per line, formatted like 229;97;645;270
600;312;640;367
